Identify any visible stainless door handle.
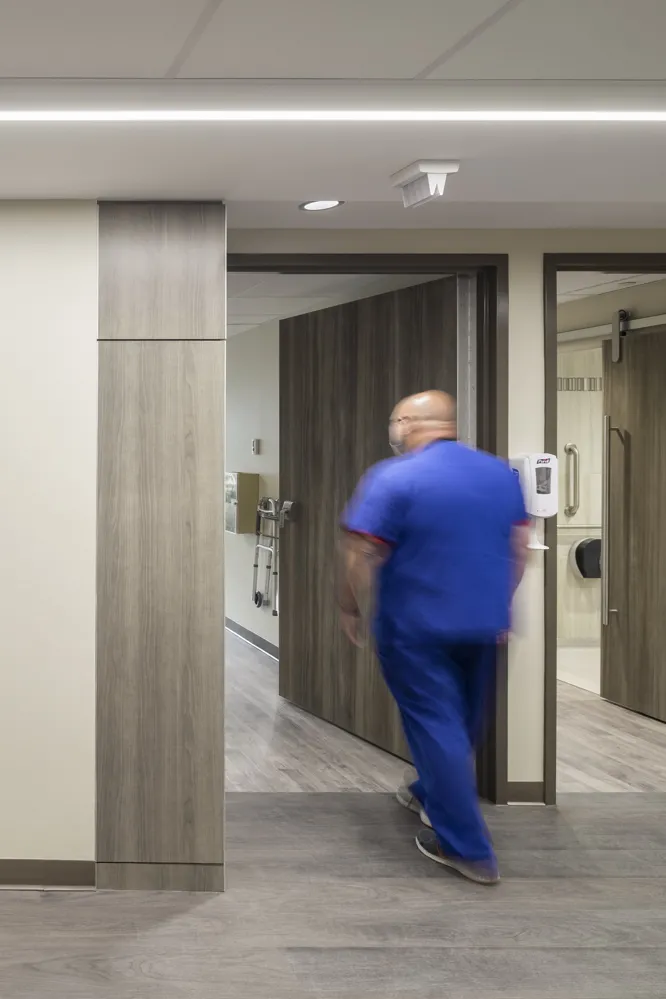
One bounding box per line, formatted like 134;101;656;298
601;416;619;625
564;443;579;517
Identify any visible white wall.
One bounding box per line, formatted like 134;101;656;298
0;203;98;860
229;227;666;785
556;345;603;693
226;321;280;648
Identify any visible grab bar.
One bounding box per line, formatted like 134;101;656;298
564;442;580;518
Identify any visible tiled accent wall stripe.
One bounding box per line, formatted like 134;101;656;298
557;377;603;392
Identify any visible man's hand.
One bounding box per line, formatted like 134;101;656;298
340;608;364;647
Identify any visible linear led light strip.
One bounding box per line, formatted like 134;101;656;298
2;109;666;122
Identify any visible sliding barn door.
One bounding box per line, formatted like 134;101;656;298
279;277;462;757
601;329;666;723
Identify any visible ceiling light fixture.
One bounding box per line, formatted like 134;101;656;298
299;200;343;212
2;109;666;122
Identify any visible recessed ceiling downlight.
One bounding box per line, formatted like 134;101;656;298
299;200;344;212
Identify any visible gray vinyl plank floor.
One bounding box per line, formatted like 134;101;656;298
3;792;666;997
558;680;666;793
228;630;666;796
225;630;406;792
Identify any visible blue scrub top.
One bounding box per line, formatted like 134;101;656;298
342;440;527;644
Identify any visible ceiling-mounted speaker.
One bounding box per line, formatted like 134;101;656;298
390;160;460;208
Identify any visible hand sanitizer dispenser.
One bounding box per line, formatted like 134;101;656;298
510;453;558;550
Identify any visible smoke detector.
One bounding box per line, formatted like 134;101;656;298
390;160;460;208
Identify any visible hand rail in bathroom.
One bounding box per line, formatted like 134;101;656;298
564;442;580;518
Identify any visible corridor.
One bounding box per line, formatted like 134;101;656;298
226;631;405;792
5;638;665;995
2;792;665;997
228;630;666;797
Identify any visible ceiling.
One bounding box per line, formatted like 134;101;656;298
229;270;666;337
227;272;443;336
2;0;666;81
3;114;666;228
2;1;666;225
557;272;666;304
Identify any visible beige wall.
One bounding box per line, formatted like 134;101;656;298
3;213;665;859
229;228;666;785
0;203;98;860
226;321;280;648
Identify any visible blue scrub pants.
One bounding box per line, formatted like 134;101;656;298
378;639;497;864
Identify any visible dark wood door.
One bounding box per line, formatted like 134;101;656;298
602;330;666;722
279;278;458;757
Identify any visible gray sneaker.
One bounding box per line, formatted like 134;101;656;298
415;828;500;885
395;784;432;828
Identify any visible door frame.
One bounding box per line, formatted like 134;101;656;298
543;253;666;803
227;253;509;804
229;252;510;803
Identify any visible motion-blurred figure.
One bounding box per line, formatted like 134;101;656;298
338;391;528;884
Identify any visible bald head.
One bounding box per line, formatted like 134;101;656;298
389;390;457;454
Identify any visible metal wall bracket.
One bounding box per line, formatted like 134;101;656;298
611;309;631;363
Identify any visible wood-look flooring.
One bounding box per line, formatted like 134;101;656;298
3;792;666;997
558;680;666;793
229;634;666;796
226;631;405;792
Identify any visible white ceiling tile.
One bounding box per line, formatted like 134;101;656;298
230;274;339;298
228;297;330;316
276;276;372;299
178;0;509;78
557;273;628;297
228;323;264;337
430;0;666;79
0;0;208;77
556;272;666;303
226;312;280;325
227;273;265;296
226;273;451;337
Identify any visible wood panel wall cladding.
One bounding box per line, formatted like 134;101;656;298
97;203;226;890
98;202;226;341
279;277;458;757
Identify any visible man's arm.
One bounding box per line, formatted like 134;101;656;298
339;462;406;644
337;531;389;646
337;530;388;611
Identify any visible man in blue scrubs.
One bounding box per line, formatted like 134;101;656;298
339;390;528;885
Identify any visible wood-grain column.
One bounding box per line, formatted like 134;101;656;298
96;203;226;891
